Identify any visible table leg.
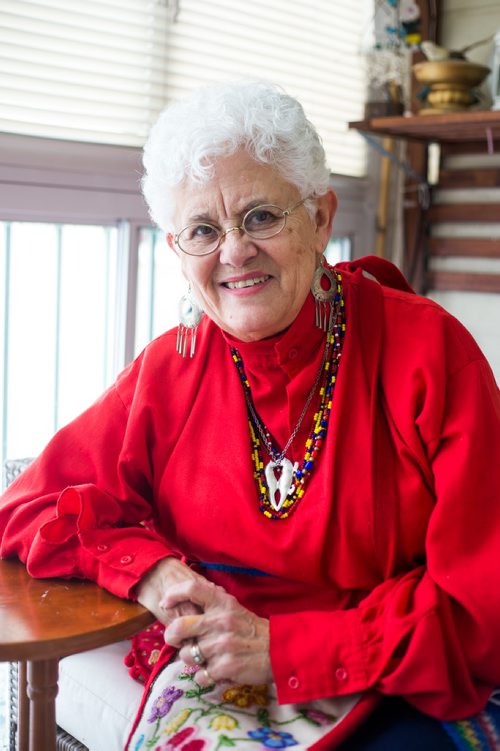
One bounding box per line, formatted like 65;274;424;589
26;658;59;751
18;661;30;751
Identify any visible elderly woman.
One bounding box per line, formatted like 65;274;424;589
1;81;500;751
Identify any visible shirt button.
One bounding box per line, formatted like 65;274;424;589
335;667;348;681
120;554;134;565
288;676;300;689
288;347;299;360
96;544;109;552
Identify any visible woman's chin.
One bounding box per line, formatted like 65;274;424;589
219;312;289;342
208;282;304;342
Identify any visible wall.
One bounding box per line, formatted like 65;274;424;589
426;1;500;379
440;1;500;67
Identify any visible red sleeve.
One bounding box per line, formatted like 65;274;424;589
0;359;173;599
271;357;500;721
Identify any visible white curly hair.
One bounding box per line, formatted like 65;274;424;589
141;80;331;233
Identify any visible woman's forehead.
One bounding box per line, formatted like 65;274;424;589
174;152;298;222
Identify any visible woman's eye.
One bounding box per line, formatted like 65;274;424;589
245;207;281;230
194;224;217;237
184;224;218;242
253;210;273;223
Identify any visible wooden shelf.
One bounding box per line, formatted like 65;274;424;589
349;110;500;145
350;109;500;294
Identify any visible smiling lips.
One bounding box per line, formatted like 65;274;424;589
223;274;271;289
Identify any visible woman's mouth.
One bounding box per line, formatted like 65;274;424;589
223;275;271;289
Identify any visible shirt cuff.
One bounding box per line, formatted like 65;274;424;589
81;528;174;599
270;609;369;704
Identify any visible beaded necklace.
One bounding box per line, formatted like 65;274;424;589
231;272;345;520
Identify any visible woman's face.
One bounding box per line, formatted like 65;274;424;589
167;150;337;342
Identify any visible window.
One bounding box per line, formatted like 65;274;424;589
0;221;120;463
0;135;184;468
0;217;188;468
135;228;184;356
325;237;352;266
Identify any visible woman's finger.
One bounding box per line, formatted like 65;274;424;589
159;577;221;612
166;614;205;647
159;599;199;625
177;636;208;667
194;667;217;688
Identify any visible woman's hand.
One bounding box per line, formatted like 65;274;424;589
135;556;206;624
163;577;272;687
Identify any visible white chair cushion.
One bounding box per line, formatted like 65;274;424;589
56;641;143;751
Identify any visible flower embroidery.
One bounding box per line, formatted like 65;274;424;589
164;726;194;747
132;659;340;750
178;741;205;751
210;714;238;731
248;727;298;748
222;684;269;708
148;687;184;722
149;648;161;666
162;709;192;736
301;708;336;726
178;664;198;679
161;726;206;750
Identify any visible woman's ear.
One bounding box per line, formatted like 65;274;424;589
167;233;177;253
312;189;338;254
315;189;337;232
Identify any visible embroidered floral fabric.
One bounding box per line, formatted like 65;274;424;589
126;656;363;751
125;622;166;683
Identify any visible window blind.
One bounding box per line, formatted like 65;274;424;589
164;0;372;177
0;0;372;175
0;0;171;145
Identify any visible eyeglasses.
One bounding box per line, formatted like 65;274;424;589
174;198;309;256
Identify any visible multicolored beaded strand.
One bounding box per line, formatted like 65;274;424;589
231;272;346;520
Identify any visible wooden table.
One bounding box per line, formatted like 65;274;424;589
0;558;154;751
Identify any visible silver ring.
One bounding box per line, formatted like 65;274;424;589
190;641;205;666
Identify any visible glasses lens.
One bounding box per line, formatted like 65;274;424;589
177;223;220;255
243;205;286;238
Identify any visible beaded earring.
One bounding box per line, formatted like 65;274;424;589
176;285;203;358
311;256;337;330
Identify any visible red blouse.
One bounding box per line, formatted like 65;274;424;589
1;258;499;721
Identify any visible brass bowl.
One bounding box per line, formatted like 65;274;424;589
413;59;490;113
413;59;490;87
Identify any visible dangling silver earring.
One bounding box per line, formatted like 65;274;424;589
176;285;203;358
311;256;336;331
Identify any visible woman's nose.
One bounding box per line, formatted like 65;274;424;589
218;227;258;266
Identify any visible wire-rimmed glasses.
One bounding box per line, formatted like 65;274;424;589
174;198;309;256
